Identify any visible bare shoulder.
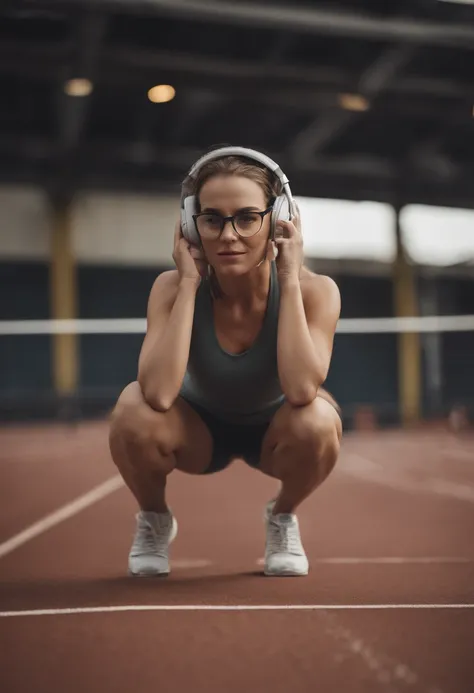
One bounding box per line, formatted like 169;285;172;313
147;269;180;312
300;267;340;307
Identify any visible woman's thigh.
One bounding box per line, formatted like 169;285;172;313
111;382;214;475
171;396;216;474
258;394;342;477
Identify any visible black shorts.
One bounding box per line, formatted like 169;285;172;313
183;391;342;475
182;398;275;474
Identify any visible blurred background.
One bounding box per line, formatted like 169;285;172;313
0;0;473;429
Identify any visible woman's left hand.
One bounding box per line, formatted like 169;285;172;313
273;213;304;282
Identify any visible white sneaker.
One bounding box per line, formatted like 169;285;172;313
128;510;178;577
263;501;309;577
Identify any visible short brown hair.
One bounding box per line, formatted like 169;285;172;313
184;153;281;210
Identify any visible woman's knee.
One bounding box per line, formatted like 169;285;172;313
109;381;176;460
276;398;341;464
110;381;145;439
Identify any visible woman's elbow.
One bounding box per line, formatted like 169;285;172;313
150;396;174;413
284;383;319;408
138;376;174;413
283;368;327;407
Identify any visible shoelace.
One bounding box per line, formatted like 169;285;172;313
266;519;303;555
133;520;170;556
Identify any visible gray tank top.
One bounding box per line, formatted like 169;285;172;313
179;260;284;424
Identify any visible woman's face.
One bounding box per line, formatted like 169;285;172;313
196;174;272;276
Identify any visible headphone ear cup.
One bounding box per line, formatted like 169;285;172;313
271;195;291;239
181;196;201;246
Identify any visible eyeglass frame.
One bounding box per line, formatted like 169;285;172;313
192;206;273;239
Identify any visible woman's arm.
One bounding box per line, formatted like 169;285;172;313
137;272;199;412
277;272;340;406
137;221;206;412
273;215;340;406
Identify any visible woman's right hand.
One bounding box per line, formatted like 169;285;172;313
172;220;207;284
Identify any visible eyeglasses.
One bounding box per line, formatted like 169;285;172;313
193;207;273;239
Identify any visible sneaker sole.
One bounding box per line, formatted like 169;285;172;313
263;567;309;577
128;568;170;578
128;516;178;578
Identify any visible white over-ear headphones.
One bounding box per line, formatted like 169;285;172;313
180;146;296;246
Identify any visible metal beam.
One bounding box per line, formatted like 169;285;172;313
167;91;223;145
264;32;296;65
65;0;474;49
74;140;399;181
410;140;460;180
288;45;416;159
1;157;473;210
103;46;343;88
0;134;396;177
1;41;471;102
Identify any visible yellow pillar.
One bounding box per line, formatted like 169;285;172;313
49;197;78;396
392;210;421;426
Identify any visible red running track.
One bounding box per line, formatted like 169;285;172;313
1;422;474;693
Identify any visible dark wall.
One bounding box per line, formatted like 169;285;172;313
79;265;160;394
325;275;398;421
1;261;473;421
0;262;51;395
437;278;474;407
0;262;167;419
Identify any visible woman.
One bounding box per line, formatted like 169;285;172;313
109;146;342;578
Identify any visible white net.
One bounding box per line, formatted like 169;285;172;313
0;315;473;426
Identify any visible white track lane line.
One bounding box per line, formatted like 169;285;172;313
256;557;473;566
0;475;124;559
1;604;474;618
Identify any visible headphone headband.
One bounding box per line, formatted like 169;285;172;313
187;146;289;183
182;146;292;202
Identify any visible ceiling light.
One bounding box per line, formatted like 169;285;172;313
148;84;176;104
338;93;370;112
64;78;93;97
